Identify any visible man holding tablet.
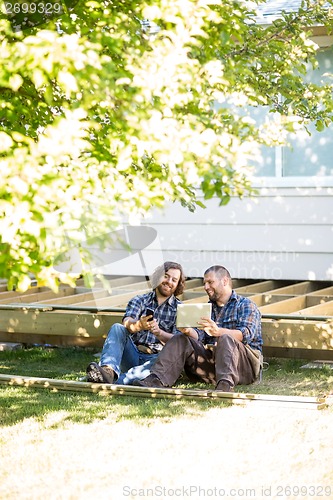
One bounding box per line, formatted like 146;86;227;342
132;265;263;392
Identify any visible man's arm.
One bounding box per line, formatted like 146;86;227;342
197;318;243;342
198;299;261;344
178;327;200;340
123;315;152;333
146;319;179;344
123;316;175;344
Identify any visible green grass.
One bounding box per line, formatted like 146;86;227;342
0;346;332;428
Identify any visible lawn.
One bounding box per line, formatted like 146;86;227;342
0;347;333;499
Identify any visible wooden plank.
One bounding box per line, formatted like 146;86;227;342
297;300;333;316
261;318;333;350
182;291;207;301
183;278;204;289
0;287;75;305
309;286;333;296
181;295;208;304
259;296;307;313
0;332;104;347
263;347;333;361
0;308;332;353
38;289;109;305
0;309;121;338
0;374;326;409
0;286;52;302
77;288;149;307
115;280;151;292
306;295;333;308
266;281;327;296
180;280;261;298
182;285;205;293
245;293;296;307
75;276;144;288
235;280;282;294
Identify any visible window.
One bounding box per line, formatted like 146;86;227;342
253;46;333;183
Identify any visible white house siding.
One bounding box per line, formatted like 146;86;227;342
72;9;333;283
136;187;333;281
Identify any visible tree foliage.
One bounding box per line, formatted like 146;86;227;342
0;0;333;290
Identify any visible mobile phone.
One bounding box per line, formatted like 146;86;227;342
145;308;154;322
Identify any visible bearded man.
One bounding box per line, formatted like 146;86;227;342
86;261;186;385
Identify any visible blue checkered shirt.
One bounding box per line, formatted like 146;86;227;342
123;290;181;353
199;290;263;351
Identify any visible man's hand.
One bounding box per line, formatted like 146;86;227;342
139;315;155;331
178;327;199;340
178;327;192;336
148;318;161;337
197;317;220;337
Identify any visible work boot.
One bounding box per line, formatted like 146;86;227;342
132;374;166;388
100;365;115;384
215;380;234;392
86;362;114;384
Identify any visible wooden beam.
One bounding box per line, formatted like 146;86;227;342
267;281;327;295
184;278;204;289
309;286;333;296
0;309;121;338
38;288;109;305
247;293;296;307
0;308;332;355
0;332;103;347
259;296;307;314
0;286;55;303
114;280;151;292
0;373;327;409
74;288;149;307
262;318;333;350
235;280;279;294
263;347;333;361
75;276;145;287
297;300;333;316
306;295;333;308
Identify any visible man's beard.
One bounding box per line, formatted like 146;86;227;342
157;282;174;297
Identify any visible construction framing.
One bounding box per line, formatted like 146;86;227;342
0;276;332;359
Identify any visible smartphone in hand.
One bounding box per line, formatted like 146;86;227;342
145;308;154;322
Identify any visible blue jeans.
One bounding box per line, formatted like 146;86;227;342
99;323;158;385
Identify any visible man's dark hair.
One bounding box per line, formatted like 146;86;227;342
151;261;186;296
204;265;231;283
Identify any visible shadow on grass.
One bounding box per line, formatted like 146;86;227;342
1;348;332;427
0;384;231;428
0;346;234;427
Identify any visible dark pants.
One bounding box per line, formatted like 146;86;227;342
151;334;256;388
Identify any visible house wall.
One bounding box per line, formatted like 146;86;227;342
138;186;333;281
59;27;333;283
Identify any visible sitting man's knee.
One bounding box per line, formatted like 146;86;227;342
217;333;237;346
171;334;191;346
109;323;127;336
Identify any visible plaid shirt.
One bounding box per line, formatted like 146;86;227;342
123;290;180;353
199;290;263;351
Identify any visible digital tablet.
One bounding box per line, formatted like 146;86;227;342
176;303;212;328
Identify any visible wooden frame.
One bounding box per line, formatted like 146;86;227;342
0;277;332;358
